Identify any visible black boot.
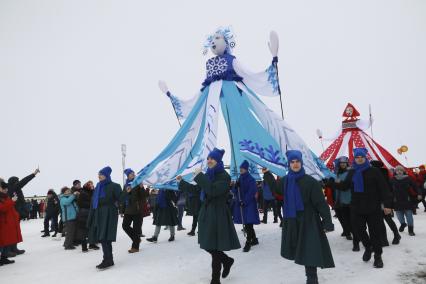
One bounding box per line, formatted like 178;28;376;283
187;230;196;236
373;255;384;268
345;234;353;241
399;223;407;232
147;236;158;243
41;233;50;237
222;257;234;278
52;232;57;238
89;244;100;250
363;247;373;262
408;226;415;236
305;266;318;284
82;242;88;252
352;242;360;252
243;241;251;252
96;259;114;270
392;232;401;244
0;256;15;265
168;235;175;242
251;238;259;246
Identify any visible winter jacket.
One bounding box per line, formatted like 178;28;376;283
45;195;60;216
120;185;145;216
153;190;179;226
391;176;420;211
333;171;351;207
262;171;276;201
334;167;393;214
194;171;241;252
60;194;78;222
7;174;36;218
232;172;260;225
276;175;335;268
0;194;23;247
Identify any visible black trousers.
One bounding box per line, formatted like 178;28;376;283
44;213;58;233
122;214;142;249
63;220;77;248
191;215;198;232
351;210;383;255
263;200;282;222
244;224;257;242
335;206;353;236
206;250;230;281
101;241;113;261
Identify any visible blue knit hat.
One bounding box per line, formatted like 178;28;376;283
124;168;134;177
207;148;225;162
286;150;303;166
99;166;112;178
240;160;249;170
353;148;368;158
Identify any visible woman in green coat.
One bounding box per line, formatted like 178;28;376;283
276;150;334;284
189;148;241;284
87;166;122;270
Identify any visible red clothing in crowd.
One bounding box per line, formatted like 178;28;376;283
0;194;23;247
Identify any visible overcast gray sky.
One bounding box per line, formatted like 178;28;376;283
1;0;425;196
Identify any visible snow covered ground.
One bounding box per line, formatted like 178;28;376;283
2;212;426;284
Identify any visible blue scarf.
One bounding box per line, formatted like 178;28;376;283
201;161;225;201
92;177;112;209
352;160;371;193
283;167;306;218
156;190;167;209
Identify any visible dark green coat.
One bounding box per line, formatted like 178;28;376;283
87;182;121;243
178;180;201;216
153;190;179;226
276;175;335;268
194;171;241;251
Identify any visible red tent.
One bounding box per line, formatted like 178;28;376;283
320;103;405;172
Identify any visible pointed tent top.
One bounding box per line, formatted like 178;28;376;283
342;103;360;119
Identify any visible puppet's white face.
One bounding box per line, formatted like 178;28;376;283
210;33;227;56
345;106;354;116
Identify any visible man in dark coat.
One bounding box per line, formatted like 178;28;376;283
121;168;144;253
232;160;260;252
87;166;122;270
333;149;393;268
276;150;334;284
370;160;401;246
177;177;201;236
7;168;40;255
190;148;240;284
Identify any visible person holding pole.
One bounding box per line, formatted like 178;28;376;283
232;160;260;252
191;148;240;284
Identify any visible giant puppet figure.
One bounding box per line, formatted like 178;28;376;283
132;27;330;189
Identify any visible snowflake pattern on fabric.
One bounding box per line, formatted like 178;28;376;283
239;139;286;167
206;56;228;78
169;94;184;119
266;64;279;93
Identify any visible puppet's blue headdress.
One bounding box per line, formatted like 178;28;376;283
203;26;236;55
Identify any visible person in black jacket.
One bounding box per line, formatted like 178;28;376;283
391;165;422;236
370;160;401;246
41;189;60;237
6;168;40;255
333;148;393;269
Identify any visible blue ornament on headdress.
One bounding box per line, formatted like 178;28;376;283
203;26;236;55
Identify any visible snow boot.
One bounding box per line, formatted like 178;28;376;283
305;266;319;284
373;255;384;268
146;236;158;243
352;242;360;252
96;259;114;270
168;235;175;242
362;247;373;262
177;226;186;231
0;256;15;265
408;226;415;236
89;244;100;250
41;233;50;238
251;238;259;246
128;248;139;253
222;257;234;279
187;230;196;236
392;232;401;244
243;241;251;252
399;223;407;232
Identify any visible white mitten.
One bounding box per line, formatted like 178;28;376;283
193;168;202;177
158;80;169;94
268;30;279;57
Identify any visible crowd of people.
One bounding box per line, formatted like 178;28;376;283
1;147;426;284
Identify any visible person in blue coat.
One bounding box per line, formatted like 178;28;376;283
59;187;79;250
232;160;260;252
